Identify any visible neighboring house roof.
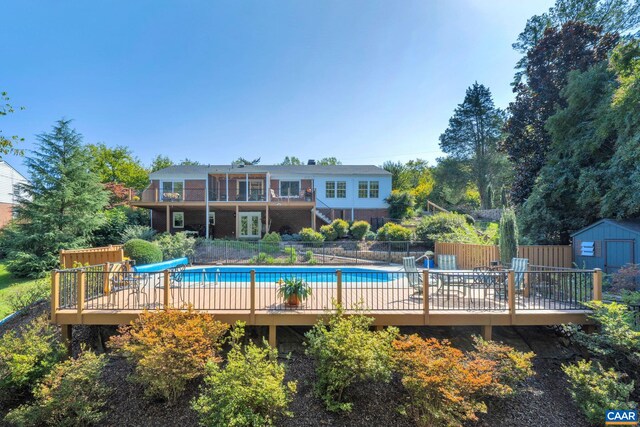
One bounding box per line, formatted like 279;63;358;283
570;218;640;237
0;160;29;205
0;160;28;182
150;164;392;179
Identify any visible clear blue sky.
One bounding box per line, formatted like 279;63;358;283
2;0;553;176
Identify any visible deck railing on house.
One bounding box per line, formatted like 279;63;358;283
138;187;317;203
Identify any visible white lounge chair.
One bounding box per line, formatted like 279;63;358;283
402;257;422;295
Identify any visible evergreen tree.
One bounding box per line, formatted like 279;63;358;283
4;119;109;277
499;208;518;266
439;82;507;209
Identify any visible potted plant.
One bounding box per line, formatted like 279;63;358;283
277;277;312;306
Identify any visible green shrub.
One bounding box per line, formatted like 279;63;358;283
330;219;349;238
563;360;636;425
7;277;50;314
108;308;229;403
384;190;415;219
154;232;196;260
304;250;314;262
91;207;129;247
192;322;296;426
570;301;640;375
261;232;281;254
499;208;518;266
621;290;640;305
0;316;66;393
376;222;412;242
251;252;275;265
6;251;57;279
123;238;163;265
414;212;481;248
464;214;475;225
350;221;371;240
5;350;110;427
319;225;337;241
283;247;297;264
299;228;324;244
120;225;157;242
305;307;398;411
364;230;376;241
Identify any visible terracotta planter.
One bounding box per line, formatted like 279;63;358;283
286;294;301;306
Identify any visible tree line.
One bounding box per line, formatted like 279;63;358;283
386;0;640;244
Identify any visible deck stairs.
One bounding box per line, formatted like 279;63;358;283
315;210;332;224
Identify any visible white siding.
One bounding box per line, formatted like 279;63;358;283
306;175;391;209
0;161;27;205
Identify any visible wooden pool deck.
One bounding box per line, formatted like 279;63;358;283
51;267;602;344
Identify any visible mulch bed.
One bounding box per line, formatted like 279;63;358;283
0;304;590;427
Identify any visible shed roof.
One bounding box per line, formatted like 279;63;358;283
570;218;640;237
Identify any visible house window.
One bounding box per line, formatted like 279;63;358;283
325;181;335;198
358;181;368;198
326;181;346;198
280;181;300;197
369;181;379;198
173;212;185;228
358;181;380;198
161;181;184;201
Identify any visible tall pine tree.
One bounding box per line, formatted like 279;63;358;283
439;83;507;210
4;119;109;277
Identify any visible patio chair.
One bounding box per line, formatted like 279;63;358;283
402;257;423;294
270;189;282;201
109;266;150;308
434;254;467;299
511;257;529;291
437;254;457;270
472;266;507;305
153;261;189;307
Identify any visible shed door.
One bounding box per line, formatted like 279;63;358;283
604;240;634;274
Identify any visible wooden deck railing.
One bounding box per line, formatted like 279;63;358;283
59;246;124;269
51;266;602;325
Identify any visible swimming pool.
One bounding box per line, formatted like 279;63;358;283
183;266;396;283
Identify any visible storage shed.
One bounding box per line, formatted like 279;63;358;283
572;219;640;273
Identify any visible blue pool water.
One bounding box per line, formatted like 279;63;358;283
183;266;395;283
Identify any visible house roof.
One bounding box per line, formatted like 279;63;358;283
570;218;640;236
0;160;28;182
150;164;392;179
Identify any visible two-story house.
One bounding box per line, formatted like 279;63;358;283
0;160;28;229
132;164;392;239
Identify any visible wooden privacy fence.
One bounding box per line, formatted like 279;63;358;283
59;245;124;268
435;242;573;269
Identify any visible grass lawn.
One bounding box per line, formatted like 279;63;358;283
0;263;43;319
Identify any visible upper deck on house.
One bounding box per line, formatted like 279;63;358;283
131;164;392;208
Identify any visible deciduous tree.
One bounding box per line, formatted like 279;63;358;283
88;143;149;190
0;90;25;158
503;21;618;204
